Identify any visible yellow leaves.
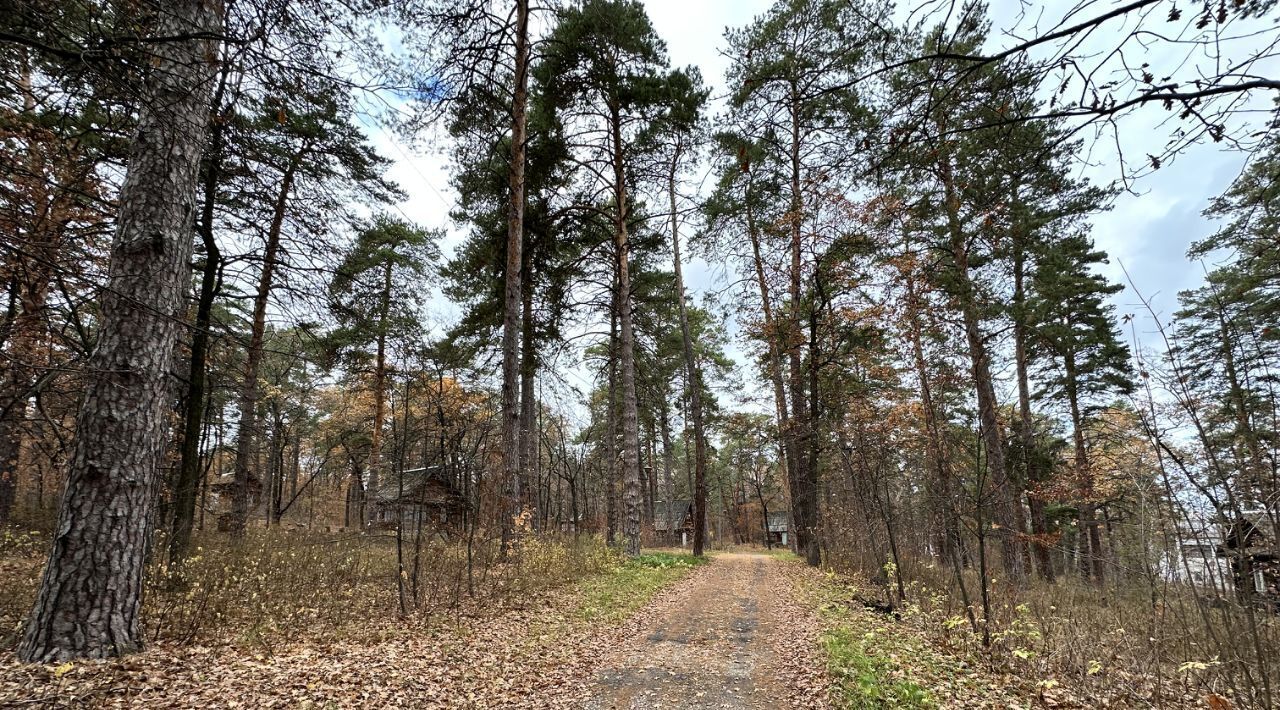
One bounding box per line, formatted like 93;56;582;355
52;662;74;678
1178;657;1223;674
1087;659;1103;675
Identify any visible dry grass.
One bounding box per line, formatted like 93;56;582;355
1;526;620;654
828;554;1279;707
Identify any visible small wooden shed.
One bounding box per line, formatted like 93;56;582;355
368;466;465;533
653;499;693;545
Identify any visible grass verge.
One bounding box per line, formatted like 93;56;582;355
575;551;707;623
802;573;935;709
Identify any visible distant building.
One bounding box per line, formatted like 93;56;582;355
368;466;465;535
766;511;790;547
1166;511;1280;608
653;499;693;546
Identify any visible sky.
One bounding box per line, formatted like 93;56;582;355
366;0;1277;415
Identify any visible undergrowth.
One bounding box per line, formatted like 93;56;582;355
804;572;936;709
821;626;933;709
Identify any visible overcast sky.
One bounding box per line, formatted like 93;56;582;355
368;0;1276;414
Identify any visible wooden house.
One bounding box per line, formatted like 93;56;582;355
653;499;693;545
368;466;466;534
1221;511;1280;608
766;511;790;547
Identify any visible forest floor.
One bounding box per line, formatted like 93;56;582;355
0;549;1070;709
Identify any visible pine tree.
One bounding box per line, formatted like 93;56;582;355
17;0;222;662
1030;232;1133;583
327;217;440;517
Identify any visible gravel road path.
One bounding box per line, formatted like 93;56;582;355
575;552;828;710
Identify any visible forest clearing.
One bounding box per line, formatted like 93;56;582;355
2;0;1280;707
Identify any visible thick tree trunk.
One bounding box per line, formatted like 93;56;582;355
500;0;531;546
668;151;708;557
18;0;222;662
170;66;229;562
786;90;819;566
610;105;642;557
229;150;302;534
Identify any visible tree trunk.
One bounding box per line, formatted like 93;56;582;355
170;64;230;561
904;269;963;565
500;0;531;547
668;149;708;557
610;104;642;557
18;0;222;662
365;258;393;519
229;149;303;534
605;290;619;546
1064;346;1104;583
939;154;1026;582
519;244;537;528
786;88;819;566
1012;241;1055;582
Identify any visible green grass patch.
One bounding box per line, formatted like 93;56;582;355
803;574;935;709
822;626;933;709
575;551;706;623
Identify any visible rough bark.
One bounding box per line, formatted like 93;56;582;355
668;150;708;557
610;104;642;557
170;65;229;562
18;0;222;662
500;0;531;544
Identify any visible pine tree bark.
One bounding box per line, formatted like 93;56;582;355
170;66;229;562
500;0;531;545
668;150;708;557
18;0;222;662
229;149;303;534
610;104;642;557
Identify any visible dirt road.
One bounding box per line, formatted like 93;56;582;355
575;552;828;710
